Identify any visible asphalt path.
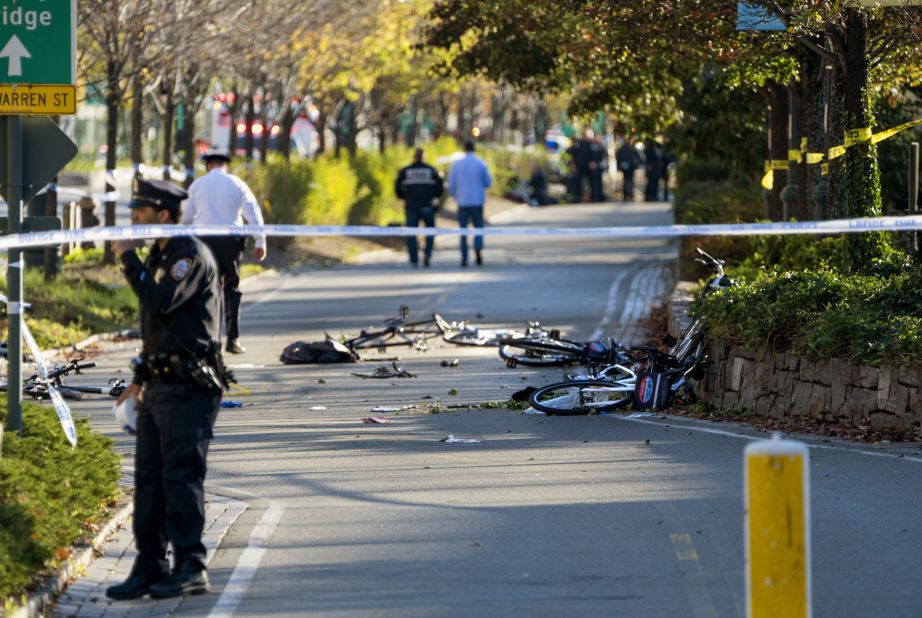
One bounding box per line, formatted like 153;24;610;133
60;201;922;618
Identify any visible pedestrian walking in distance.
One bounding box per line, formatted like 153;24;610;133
108;178;227;600
182;148;266;354
396;148;443;267
447;140;492;267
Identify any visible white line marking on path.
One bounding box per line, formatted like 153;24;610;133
207;504;285;618
613;414;922;464
589;269;630;341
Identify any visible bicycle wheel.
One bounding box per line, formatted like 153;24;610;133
529;379;633;415
670;318;705;366
498;337;583;367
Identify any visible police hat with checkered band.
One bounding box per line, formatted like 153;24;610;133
129;178;188;214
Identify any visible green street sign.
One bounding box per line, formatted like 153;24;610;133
0;0;75;85
0;115;77;202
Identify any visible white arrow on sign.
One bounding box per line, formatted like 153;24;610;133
0;35;31;77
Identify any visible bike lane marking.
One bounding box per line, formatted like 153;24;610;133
207;503;285;618
616;414;922;464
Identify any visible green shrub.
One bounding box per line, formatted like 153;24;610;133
0;269;138;349
0;394;120;601
305;155;364;225
695;261;922;367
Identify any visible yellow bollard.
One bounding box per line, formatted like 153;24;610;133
744;433;811;618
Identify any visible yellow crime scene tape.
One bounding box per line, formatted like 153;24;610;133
762;117;922;190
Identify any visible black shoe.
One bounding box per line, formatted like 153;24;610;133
423;256;431;267
475;250;483;266
149;568;209;599
226;339;246;354
106;573;165;600
461;259;468;267
410;261;419;267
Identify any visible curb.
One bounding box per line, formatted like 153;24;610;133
5;492;134;618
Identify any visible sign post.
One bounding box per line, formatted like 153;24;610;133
1;0;77;433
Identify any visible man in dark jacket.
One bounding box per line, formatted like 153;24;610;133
396;148;443;267
616;139;642;201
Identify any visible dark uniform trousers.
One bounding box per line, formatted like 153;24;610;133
133;380;221;577
202;237;246;341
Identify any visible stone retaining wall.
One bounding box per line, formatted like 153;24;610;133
668;284;922;433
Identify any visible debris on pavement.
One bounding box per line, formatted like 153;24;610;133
369;405;405;413
510;386;537;402
220;400;244;408
522;407;546;415
440;359;460;367
351;362;415;379
310;405;328;411
440;434;481;444
280;338;358;364
628;412;654;418
362;416;390;424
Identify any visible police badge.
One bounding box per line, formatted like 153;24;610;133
170;258;193;281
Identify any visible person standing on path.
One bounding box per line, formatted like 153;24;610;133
182;148;266;354
447;140;492;267
395;148;443;267
107;178;226;601
615;139;642;202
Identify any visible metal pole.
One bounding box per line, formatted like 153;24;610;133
5;116;24;434
910;142;919;254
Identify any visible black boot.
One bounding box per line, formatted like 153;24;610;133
149;566;210;599
106;572;166;601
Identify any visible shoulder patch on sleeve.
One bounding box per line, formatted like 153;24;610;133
170;257;193;281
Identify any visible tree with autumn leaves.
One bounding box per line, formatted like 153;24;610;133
423;1;922;232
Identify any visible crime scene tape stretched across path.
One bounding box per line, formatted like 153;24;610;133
1;216;921;250
0;292;78;447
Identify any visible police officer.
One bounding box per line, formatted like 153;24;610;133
183;148;266;354
396;148;443;267
106;178;225;601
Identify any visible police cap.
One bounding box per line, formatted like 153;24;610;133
129;178;188;213
201;148;232;164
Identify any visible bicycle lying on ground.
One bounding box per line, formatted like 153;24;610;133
527;248;735;415
435;314;549;347
0;357;127;401
337;305;442;354
497;329;629;368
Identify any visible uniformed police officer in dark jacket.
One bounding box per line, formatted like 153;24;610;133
106;178;225;601
395;148;443;267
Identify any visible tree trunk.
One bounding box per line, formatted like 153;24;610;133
244;93;255;161
842;7;886;269
766;81;787;221
277;104;295;160
130;75;144;179
346;101;358;158
534;100;548;146
103;61;119;264
405;98;417;148
801;52;825;221
258;94;270;163
827;66;847;219
161;91;175;180
228;88;241;154
316;101;327;157
179;104;196;189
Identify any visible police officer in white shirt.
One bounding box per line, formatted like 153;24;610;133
183;148;266;354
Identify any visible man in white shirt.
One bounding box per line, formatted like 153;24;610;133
183;149;266;354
